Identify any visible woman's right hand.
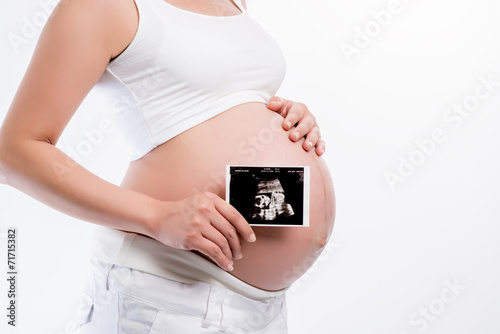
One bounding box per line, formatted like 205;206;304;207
150;192;256;272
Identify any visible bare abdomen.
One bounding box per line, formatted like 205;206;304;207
121;102;336;290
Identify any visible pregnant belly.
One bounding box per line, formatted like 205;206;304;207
120;102;336;291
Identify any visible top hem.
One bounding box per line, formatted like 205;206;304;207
129;94;269;161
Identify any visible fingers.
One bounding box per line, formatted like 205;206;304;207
210;193;256;244
156;193;257;272
200;192;255;268
282;102;326;155
283;102;308;132
200;224;234;265
187;235;235;272
267;97;327;156
266;96;282;111
315;138;326;156
299;124;321;152
184;192;255;271
207;208;244;260
298;126;326;156
266;96;289;119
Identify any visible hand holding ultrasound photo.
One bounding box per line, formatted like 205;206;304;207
226;166;310;226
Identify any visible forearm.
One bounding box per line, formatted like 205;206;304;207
0;139;157;237
0;138;256;270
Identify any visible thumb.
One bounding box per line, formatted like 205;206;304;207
266;96;283;111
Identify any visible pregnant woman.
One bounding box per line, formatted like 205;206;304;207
0;0;335;333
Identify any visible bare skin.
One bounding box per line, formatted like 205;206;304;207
0;0;334;290
123;102;335;289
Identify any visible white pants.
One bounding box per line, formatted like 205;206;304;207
78;258;288;333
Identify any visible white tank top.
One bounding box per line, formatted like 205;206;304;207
95;0;287;161
89;0;289;300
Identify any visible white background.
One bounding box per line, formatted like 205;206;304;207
1;0;499;333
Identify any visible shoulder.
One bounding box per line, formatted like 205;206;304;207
47;0;137;60
50;0;129;25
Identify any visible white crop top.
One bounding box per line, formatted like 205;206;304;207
95;0;287;161
88;0;290;300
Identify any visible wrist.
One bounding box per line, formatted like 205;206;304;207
140;196;161;239
140;196;174;241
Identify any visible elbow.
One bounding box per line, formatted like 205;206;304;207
0;134;54;186
0;136;20;186
0;159;7;186
0;139;11;185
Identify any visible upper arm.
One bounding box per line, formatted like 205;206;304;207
0;0;138;146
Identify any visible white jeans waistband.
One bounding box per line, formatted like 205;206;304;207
87;226;288;301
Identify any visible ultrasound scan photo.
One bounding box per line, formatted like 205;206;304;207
226;166;310;226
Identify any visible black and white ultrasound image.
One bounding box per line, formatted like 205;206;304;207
226;166;309;226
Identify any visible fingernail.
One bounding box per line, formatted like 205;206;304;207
293;132;299;140
235;252;243;260
227;264;234;271
319;148;325;155
308;141;313;148
285;121;292;129
249;233;256;242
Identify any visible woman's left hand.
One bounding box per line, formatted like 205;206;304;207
267;96;326;156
